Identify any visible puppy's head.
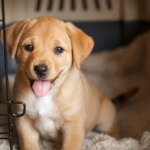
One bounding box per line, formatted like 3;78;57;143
0;17;94;97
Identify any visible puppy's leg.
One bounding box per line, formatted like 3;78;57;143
16;115;40;150
61;119;85;150
95;96;120;139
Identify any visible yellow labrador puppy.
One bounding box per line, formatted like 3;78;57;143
0;17;119;150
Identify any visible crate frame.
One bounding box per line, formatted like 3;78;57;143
0;0;26;150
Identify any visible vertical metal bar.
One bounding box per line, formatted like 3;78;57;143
47;0;53;11
36;0;42;11
59;0;64;10
106;0;112;9
1;0;13;149
120;0;125;45
71;0;75;10
94;0;100;10
82;0;87;10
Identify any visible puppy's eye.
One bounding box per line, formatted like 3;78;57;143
24;45;33;52
54;47;64;54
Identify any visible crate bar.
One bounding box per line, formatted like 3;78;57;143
71;0;75;10
0;137;10;139
47;0;53;11
94;0;100;10
0;132;12;134
1;0;13;149
59;0;64;10
0;123;9;126
0;101;11;103
106;0;112;9
82;0;87;10
0;114;10;116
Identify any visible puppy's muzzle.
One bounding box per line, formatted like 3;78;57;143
34;64;48;77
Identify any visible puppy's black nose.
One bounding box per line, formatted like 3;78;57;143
34;64;48;77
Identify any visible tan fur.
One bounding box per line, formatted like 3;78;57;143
0;17;119;150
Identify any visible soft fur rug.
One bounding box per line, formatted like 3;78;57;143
0;129;150;150
1;31;150;149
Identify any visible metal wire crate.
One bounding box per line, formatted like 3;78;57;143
0;0;26;150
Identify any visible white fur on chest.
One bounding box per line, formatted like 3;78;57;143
26;94;60;139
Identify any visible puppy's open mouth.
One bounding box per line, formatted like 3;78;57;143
28;71;62;97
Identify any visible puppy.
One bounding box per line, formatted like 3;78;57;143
0;17;119;150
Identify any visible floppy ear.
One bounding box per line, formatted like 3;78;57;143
66;22;94;70
0;18;30;59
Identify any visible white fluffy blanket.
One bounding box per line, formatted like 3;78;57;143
0;130;150;150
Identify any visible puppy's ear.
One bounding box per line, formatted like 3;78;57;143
66;22;94;70
0;18;30;59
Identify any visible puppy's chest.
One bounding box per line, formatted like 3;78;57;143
26;95;61;139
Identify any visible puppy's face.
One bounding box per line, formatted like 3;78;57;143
0;17;94;97
17;18;72;82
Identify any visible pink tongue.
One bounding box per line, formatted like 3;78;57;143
32;80;51;97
